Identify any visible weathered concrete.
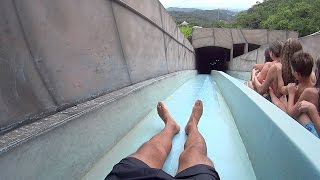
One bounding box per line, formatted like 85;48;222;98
0;0;195;131
231;29;246;44
164;35;179;73
226;71;251;80
0;0;56;131
300;33;320;61
192;28;298;49
112;1;168;83
160;5;178;40
0;71;197;180
214;28;233;49
192;36;215;49
14;0;132;105
228;47;265;72
241;29;268;45
120;0;163;28
268;30;287;43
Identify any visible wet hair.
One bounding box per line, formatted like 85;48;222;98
269;41;283;58
315;57;320;87
281;38;303;85
264;48;272;63
290;51;314;77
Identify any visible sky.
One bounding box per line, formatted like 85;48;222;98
159;0;258;10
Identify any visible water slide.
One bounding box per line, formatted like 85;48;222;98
85;74;256;179
83;71;320;180
1;0;320;179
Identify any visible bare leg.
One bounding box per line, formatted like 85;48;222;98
130;102;180;169
297;113;312;126
269;87;287;112
246;80;254;89
177;100;214;173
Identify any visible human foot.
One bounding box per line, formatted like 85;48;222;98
157;102;180;134
185;100;203;134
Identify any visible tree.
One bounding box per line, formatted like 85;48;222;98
232;0;320;36
179;26;193;38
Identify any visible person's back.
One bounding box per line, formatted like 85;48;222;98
247;41;282;90
286;51;314;118
285;52;319;137
289;51;315;103
257;42;282;83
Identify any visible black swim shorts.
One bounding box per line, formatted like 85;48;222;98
105;157;220;180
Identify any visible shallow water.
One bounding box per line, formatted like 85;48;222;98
84;75;256;180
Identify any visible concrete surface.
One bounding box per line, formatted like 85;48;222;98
213;71;320;179
241;29;268;45
160;5;178;40
231;28;247;44
14;0;132;104
0;71;197;180
192;28;298;49
0;0;195;131
215;28;233;49
228;48;264;73
300;33;320;61
112;1;168;83
226;71;251;81
268;30;287;43
0;0;56;131
120;0;163;28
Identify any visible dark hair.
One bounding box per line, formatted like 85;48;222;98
291;51;314;77
315;57;320;87
264;48;272;63
281;38;303;85
269;41;282;58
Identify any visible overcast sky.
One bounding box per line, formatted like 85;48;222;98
159;0;258;10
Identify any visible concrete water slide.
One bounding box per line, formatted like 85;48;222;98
1;0;320;179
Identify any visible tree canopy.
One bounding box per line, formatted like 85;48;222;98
233;0;320;36
170;0;320;38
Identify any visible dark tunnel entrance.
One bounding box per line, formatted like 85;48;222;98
233;43;245;58
248;43;260;52
195;46;230;74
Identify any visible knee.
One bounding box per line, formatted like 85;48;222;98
179;145;213;167
180;144;207;160
140;141;168;158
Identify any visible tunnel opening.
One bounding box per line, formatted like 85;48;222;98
233;43;245;58
195;46;230;74
248;43;260;52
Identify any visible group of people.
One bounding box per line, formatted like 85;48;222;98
247;38;320;138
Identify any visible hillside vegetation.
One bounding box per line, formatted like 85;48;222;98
234;0;320;36
168;8;237;27
169;0;320;37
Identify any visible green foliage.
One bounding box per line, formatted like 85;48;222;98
233;0;320;36
169;0;320;37
169;9;237;28
179;26;193;38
